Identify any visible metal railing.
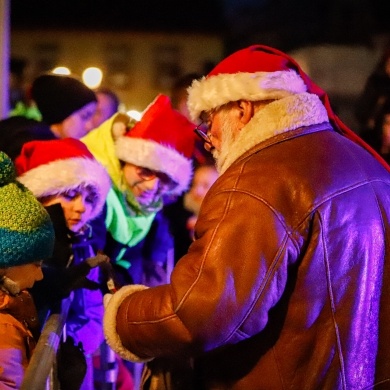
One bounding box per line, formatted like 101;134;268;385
20;297;71;390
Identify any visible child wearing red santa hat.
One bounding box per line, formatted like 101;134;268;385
82;94;196;286
15;138;113;390
82;94;196;389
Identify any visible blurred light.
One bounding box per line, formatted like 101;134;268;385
52;66;71;75
127;109;142;121
82;67;103;89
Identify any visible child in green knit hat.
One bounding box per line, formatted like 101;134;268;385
0;151;55;389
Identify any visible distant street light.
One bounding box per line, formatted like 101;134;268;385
83;67;103;89
52;66;71;75
127;109;142;121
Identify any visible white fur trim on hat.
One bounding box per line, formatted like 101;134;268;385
103;284;153;363
115;137;193;195
187;70;307;121
17;157;111;220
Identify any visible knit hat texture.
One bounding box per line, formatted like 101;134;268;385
31;73;97;125
0;151;55;268
15;138;111;220
115;94;196;194
187;44;390;172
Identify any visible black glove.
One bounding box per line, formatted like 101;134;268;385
63;253;110;293
57;336;87;390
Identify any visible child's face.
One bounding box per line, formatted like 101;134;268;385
188;165;218;204
4;261;43;290
122;162;173;206
41;187;96;232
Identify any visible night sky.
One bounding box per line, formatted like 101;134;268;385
10;0;390;52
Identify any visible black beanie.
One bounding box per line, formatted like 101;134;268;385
31;74;97;125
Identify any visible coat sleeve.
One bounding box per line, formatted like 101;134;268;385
103;184;295;361
0;321;30;389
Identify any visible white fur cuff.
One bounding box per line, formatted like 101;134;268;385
103;284;153;363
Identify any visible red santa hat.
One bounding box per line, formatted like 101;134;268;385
187;45;390;172
115;94;196;194
15;138;111;220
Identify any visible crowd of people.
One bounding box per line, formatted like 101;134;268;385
1;43;390;390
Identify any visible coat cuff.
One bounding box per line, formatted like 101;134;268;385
103;284;153;363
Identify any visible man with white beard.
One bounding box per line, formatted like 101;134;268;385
103;45;390;390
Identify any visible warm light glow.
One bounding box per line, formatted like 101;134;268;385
127;110;142;121
82;67;103;89
52;67;71;75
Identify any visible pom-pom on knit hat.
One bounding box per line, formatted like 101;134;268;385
0;151;55;267
115;94;196;195
187;44;390;173
15;138;111;220
31;73;97;125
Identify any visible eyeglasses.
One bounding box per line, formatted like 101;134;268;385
136;166;178;191
194;109;217;145
194;123;212;144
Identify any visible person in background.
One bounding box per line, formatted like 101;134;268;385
82;93;196;287
0;116;54;161
0;73;98;162
31;73;97;139
360;97;390;163
103;45;390;389
183;163;218;239
91;86;121;129
355;44;390;134
15;138;113;390
0;151;55;389
82;93;195;388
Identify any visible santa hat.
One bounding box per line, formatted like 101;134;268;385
115;94;196;194
187;45;390;172
31;73;97;125
15;138;111;220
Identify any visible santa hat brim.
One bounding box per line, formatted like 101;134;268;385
17;157;111;220
187;70;307;121
115;137;193;195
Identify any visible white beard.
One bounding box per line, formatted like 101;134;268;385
212;112;238;174
212;93;329;174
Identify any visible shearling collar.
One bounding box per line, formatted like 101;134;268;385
218;92;329;174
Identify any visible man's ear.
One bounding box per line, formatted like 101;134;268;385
237;100;254;127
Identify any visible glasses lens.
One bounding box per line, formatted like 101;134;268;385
137;167;156;180
137;167;177;191
194;126;210;143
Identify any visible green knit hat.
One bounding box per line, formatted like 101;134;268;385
0;151;55;268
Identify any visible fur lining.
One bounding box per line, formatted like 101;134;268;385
187;70;307;121
17;157;111;220
115;137;193;195
217;93;329;174
103;284;153;363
